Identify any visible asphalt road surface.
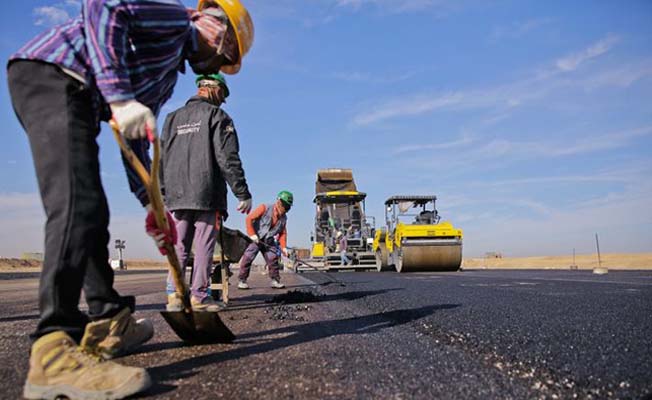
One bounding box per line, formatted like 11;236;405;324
1;268;651;399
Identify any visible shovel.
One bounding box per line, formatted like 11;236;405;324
259;242;346;287
110;120;235;344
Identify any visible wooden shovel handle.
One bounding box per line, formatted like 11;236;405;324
109;120;191;311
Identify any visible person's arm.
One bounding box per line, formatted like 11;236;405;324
83;0;190;103
212;113;251;202
245;204;266;237
159;113;174;200
278;228;287;251
121;139;150;206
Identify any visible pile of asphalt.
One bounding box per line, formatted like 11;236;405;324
266;290;322;304
265;304;313;321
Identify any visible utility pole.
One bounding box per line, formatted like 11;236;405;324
570;248;578;270
115;239;126;270
593;233;607;274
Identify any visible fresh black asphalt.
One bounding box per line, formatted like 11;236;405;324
1;268;650;399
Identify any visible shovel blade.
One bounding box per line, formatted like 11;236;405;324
160;310;235;344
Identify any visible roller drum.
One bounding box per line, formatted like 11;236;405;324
395;240;462;272
376;247;393;271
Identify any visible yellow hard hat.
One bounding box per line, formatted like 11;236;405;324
198;0;254;75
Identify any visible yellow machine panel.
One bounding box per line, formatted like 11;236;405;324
311;242;325;258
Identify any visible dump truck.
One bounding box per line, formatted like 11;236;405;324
309;168;376;270
374;195;463;272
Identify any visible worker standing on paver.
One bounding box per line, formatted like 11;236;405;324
338;230;351;265
161;73;252;312
6;0;253;398
238;192;294;289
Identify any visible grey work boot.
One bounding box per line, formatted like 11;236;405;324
23;331;150;400
83;307;154;360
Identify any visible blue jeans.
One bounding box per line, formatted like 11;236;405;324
340;251;351;265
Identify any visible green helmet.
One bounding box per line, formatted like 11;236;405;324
277;190;294;207
195;73;230;98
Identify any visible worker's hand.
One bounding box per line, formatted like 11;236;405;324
249;234;259;244
236;198;252;214
145;205;177;255
282;247;289;257
110;100;157;140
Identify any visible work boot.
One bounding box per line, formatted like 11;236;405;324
238;281;249;290
23;331;150;400
271;279;285;289
84;308;154;359
167;292;183;312
191;296;224;312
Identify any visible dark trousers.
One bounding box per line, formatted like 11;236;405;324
238;242;280;281
7;60;134;342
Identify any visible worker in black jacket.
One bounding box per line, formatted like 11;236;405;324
160;73;252;312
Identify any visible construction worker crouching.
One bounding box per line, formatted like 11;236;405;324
238;191;294;289
7;0;253;398
161;73;252;313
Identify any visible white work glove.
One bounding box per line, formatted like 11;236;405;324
249;234;259;244
236;198;252;214
282;247;289;257
110;100;157;140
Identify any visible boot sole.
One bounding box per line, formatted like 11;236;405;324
23;370;151;400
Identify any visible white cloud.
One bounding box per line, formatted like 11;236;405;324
579;58;652;89
0;193;45;257
0;192;162;259
471;164;649;188
33;6;70;26
351;34;634;126
330;70;416;84
393;133;474;154
33;1;80;27
461;183;652;257
394;125;652;179
555;34;620;72
353;92;465;125
490;17;555;41
336;0;440;12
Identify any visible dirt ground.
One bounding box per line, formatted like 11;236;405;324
3;252;651;272
462;252;652;270
0;258;167;272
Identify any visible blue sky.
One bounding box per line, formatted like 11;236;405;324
1;0;651;259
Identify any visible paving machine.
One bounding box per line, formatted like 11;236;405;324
309;169;376;270
374;195;463;272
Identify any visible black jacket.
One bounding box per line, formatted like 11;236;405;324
160;96;251;212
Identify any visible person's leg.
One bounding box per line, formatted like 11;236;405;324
263;248;281;282
9;61;115;341
238;243;260;282
9;60;151;397
166;210;194;295
189;211;217;302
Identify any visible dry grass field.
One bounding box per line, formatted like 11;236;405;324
462;252;652;270
3;253;651;272
0;258;166;272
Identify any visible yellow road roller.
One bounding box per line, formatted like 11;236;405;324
373;195;463;272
